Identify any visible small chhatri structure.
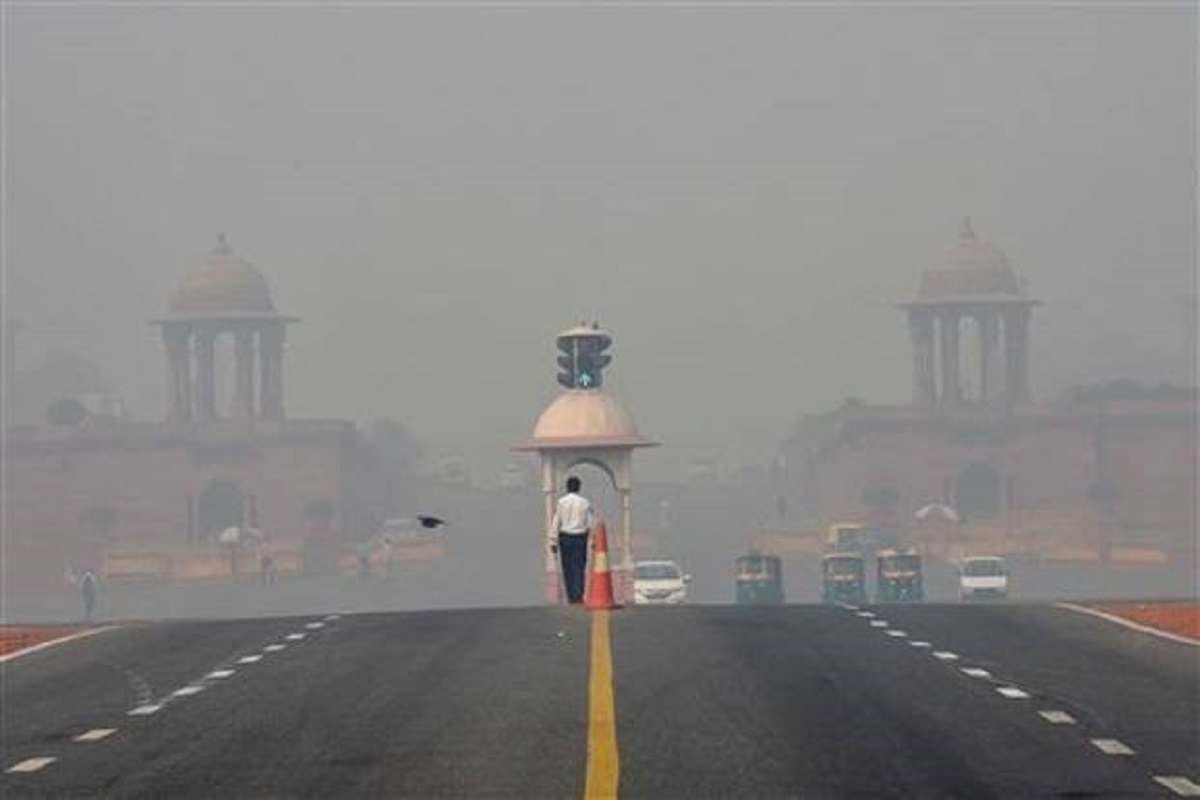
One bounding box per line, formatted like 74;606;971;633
898;218;1040;411
517;323;658;602
153;235;297;423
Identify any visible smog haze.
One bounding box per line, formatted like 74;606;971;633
7;4;1195;479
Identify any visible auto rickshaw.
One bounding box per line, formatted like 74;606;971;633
821;552;867;605
735;553;785;605
875;548;924;602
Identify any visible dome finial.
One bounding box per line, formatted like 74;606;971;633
959;216;975;240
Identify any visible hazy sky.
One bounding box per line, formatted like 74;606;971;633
6;3;1195;480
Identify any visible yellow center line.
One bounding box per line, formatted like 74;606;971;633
585;609;619;799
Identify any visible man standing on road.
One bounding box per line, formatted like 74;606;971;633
79;569;98;622
549;476;596;604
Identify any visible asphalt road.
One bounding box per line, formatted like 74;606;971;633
2;604;1196;798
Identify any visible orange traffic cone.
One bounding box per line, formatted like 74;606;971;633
585;520;620;610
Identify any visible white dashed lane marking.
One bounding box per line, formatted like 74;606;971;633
324;614;341;621
236;655;263;665
885;630;908;638
1091;739;1135;756
172;685;204;697
933;651;959;661
909;641;932;648
305;622;325;630
1154;776;1200;796
961;667;992;679
264;644;287;652
857;612;875;618
73;728;117;743
996;687;1031;699
207;670;235;680
286;633;306;641
870;620;888;628
127;704;162;716
1038;710;1077;725
6;757;57;774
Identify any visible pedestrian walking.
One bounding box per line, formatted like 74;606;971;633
357;541;373;581
549;476;596;604
260;547;277;585
79;569;98;622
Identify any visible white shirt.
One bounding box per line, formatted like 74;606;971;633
551;492;595;536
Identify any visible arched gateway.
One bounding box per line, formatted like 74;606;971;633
515;325;658;603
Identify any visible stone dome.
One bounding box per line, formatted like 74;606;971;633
168;235;275;316
522;390;655;450
918;218;1020;299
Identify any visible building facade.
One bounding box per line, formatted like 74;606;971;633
780;220;1196;561
3;238;366;586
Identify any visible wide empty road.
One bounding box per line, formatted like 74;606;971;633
2;604;1196;798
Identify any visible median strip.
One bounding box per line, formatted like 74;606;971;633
585;610;619;799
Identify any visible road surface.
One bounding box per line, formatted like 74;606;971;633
2;604;1196;797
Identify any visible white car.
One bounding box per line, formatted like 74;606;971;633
633;560;691;605
959;556;1009;601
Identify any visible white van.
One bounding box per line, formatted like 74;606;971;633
633;560;691;605
959;556;1009;601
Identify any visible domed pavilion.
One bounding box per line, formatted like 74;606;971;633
516;327;658;602
154;235;297;423
898;218;1040;410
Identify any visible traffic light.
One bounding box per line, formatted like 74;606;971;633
556;351;577;389
576;349;611;389
555;325;613;389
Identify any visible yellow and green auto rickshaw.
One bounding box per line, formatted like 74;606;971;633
735;553;785;605
876;548;924;602
822;552;867;605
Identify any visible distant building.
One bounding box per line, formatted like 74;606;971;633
779;219;1196;561
3;237;366;585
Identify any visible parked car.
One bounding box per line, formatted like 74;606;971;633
633;560;691;605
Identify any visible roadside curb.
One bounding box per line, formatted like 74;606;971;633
0;626;118;664
1056;603;1199;647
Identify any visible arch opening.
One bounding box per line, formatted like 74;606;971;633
197;478;245;536
954;462;1002;520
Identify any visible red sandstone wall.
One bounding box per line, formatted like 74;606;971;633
3;434;351;584
807;413;1195;545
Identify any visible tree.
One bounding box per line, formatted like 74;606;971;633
46;397;88;427
79;504;118;540
1086;478;1119;515
369;419;427;477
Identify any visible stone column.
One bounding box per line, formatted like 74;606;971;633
1003;307;1031;404
938;311;962;408
162;325;192;423
978;310;1001;403
233;329;256;420
542;456;561;604
620;489;633;570
908;310;936;409
194;329;218;421
259;323;287;420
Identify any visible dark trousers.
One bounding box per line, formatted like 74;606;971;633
558;532;590;603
